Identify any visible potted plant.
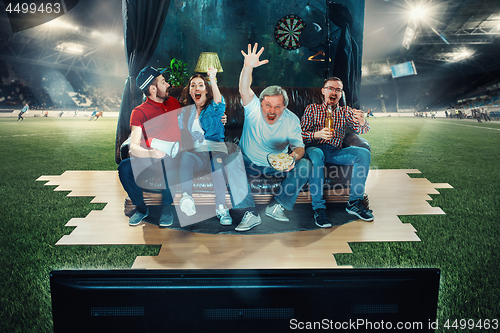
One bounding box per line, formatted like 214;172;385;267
164;58;189;87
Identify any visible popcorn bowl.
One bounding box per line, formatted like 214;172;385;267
267;152;295;171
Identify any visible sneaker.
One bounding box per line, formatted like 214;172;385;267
265;202;289;222
346;199;374;222
235;211;262;231
216;204;232;226
129;209;149;226
314;208;332;228
159;206;174;227
180;192;196;216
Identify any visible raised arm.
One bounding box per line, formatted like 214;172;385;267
239;43;269;106
207;67;227;125
207;67;221;104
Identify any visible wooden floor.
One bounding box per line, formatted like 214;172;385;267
37;169;452;269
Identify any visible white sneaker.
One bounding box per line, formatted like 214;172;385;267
235;211;262;231
265;202;289;222
216;204;232;225
180;192;196;216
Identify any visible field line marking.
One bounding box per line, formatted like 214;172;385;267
433;121;500;131
0;130;109;138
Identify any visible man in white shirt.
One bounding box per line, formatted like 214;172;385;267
234;43;312;232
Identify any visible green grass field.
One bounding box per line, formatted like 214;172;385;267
0;116;499;332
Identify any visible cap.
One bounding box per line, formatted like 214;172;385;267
136;66;167;91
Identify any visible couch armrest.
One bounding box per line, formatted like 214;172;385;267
342;131;370;151
120;137;131;161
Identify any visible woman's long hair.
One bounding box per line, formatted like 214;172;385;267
179;74;213;110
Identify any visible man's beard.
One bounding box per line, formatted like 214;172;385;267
157;87;170;102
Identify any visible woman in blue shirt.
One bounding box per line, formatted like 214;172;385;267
178;68;231;225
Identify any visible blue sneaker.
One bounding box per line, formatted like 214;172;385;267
346;200;374;222
129;209;149;226
314;208;332;228
159;206;174;227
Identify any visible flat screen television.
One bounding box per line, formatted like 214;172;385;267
50;268;440;332
391;61;418;78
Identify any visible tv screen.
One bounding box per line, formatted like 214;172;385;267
391;61;418;78
50;268;440;332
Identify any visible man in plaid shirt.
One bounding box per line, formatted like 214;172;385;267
301;77;373;227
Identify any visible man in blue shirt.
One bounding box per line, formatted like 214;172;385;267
233;43;312;232
17;103;29;121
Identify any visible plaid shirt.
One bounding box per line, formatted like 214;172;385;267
301;102;369;149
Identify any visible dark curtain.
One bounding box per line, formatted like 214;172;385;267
115;0;171;164
332;24;360;109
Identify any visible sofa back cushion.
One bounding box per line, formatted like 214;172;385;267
168;86;325;146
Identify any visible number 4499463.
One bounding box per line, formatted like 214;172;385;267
443;319;498;330
5;2;61;14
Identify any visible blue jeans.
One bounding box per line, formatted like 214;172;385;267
242;153;311;211
306;144;371;210
179;151;227;206
118;156;178;206
224;151;255;210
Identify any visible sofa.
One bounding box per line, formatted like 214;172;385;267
116;86;370;215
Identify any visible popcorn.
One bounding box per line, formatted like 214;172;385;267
267;153;294;171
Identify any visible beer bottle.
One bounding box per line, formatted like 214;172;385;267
324;105;334;130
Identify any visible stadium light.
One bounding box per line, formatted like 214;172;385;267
43;19;79;32
91;30;120;44
410;6;428;21
450;48;474;62
55;42;84;55
101;32;119;44
402;2;437;49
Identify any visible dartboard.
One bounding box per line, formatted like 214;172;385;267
274;14;306;50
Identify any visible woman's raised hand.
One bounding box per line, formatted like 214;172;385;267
207;67;217;80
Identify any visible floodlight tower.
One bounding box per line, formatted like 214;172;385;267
402;5;428;50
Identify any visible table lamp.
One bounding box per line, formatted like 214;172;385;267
194;52;223;82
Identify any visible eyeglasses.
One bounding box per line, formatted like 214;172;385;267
323;87;343;93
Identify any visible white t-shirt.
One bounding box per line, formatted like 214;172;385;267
239;95;304;166
191;117;206;149
191;115;227;153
